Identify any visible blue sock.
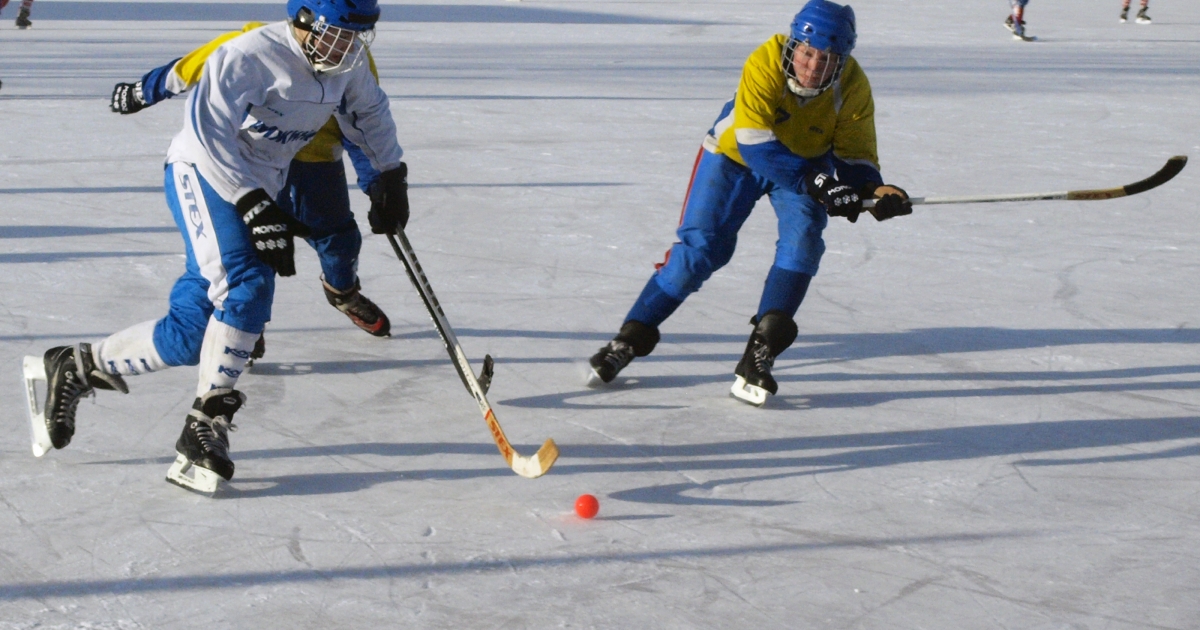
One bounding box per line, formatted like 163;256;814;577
756;266;812;319
625;276;684;328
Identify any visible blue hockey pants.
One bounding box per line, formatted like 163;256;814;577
629;149;826;325
154;163;275;366
276;160;363;292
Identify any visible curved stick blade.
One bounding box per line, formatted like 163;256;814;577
1122;155;1187;196
510;439;560;479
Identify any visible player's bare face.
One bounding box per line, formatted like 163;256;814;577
791;44;839;89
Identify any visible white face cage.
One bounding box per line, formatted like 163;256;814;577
782;38;846;99
302;19;375;75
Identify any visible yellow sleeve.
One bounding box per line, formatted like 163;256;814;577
170;22;267;92
709;35;789;165
732;36;787;136
830;58;879;172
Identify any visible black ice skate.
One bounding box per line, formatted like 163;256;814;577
730;312;798;407
166;388;246;494
15;8;30;28
1011;21;1035;41
23;344;129;457
1135;7;1151;24
324;278;391;337
587;320;660;386
1003;15;1024;32
1120;7;1129;22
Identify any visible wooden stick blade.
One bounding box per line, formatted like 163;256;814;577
510;439;560;479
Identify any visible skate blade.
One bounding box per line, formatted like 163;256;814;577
165;454;221;494
730;375;769;407
23;355;52;457
585;365;614;388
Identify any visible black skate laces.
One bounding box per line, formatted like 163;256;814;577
751;339;776;374
52;344;96;428
188;414;237;457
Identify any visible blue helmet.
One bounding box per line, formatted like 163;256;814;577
790;0;856;56
288;0;380;32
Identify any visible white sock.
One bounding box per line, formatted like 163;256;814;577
195;316;258;397
94;320;168;377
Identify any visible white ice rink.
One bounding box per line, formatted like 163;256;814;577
1;0;1198;627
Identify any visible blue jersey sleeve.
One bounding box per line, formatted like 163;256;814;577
738;140;830;196
139;57;184;106
343;136;381;195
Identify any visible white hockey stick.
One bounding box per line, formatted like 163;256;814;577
863;155;1187;209
386;230;558;479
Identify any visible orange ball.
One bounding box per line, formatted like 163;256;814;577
575;494;600;519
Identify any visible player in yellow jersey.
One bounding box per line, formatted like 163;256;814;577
109;21;396;358
588;0;913;406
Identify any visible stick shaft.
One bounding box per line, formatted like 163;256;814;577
863;155;1187;208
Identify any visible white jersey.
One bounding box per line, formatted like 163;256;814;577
166;21;403;203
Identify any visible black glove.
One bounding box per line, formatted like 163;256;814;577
805;171;863;223
111;81;147;115
867;185;913;221
236;189;309;277
367;163;410;234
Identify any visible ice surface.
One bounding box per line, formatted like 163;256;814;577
0;0;1198;627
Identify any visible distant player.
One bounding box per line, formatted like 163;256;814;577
1004;0;1035;41
111;22;395;352
2;0;34;29
586;0;912;406
1120;0;1151;23
26;0;410;492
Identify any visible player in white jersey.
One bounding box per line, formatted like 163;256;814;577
26;0;410;493
111;23;395;343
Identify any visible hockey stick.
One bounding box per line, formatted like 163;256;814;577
863;155;1187;208
385;229;558;479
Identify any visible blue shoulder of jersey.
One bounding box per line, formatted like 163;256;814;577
343;137;381;195
138;57;184;106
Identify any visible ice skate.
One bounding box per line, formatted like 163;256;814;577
15;7;30;28
323;278;391;337
1009;16;1035;41
586;321;659;386
730;313;797;407
1135;7;1151;24
24;344;129;457
166;388;246;494
1119;7;1129;22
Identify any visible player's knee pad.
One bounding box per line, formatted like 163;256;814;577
616;320;661;357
